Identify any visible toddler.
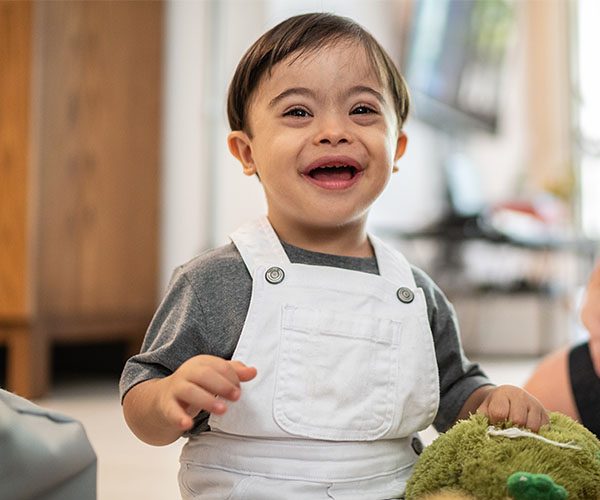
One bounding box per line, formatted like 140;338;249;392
120;13;548;499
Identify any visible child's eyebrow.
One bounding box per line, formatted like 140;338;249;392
269;87;314;107
345;85;386;104
268;86;386;108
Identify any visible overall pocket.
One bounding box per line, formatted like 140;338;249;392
273;304;402;441
179;464;249;500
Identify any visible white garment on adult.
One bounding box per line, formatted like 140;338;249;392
179;216;439;500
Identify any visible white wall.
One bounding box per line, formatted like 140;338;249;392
160;0;268;290
160;0;212;291
210;1;269;247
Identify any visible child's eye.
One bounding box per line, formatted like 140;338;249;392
283;107;311;118
351;105;377;115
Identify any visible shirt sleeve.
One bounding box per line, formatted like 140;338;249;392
119;265;208;403
412;266;493;432
118;244;251;436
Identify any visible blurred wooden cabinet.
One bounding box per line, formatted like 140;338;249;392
0;1;163;398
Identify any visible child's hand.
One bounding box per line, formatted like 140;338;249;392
158;355;257;432
476;384;549;432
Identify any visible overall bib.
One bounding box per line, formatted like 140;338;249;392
179;217;439;500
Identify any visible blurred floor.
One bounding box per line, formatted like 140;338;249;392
33;355;542;500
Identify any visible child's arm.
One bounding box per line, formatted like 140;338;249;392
122;355;257;446
455;384;549;432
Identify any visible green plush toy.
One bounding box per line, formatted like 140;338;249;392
405;412;600;500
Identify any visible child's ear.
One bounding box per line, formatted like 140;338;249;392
228;131;257;176
392;133;408;173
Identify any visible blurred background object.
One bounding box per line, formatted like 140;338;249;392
0;388;97;500
0;0;162;398
372;0;596;356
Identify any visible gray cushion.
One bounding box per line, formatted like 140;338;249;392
0;389;97;500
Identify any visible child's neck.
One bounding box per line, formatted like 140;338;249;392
268;217;374;258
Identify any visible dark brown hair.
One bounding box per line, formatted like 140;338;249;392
227;12;410;135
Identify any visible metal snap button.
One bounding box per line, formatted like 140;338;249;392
265;266;285;284
411;437;424;455
396;287;414;303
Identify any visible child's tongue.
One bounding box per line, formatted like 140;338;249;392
311;166;353;181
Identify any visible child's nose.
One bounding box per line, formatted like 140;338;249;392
314;115;351;146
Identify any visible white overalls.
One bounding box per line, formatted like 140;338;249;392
179;217;439;500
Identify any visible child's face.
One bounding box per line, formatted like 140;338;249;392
228;42;407;237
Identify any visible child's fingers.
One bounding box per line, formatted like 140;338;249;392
167;381;228;425
507;405;529;429
477;385;550;432
182;356;246;399
478;389;521;426
524;414;541;433
229;360;258;382
524;408;548;433
478;394;510;425
184;367;242;402
162;394;196;431
521;409;541;433
520;392;549;431
163;355;257;429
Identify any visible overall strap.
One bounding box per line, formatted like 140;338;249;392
230;216;290;276
369;233;417;288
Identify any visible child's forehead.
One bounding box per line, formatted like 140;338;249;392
286;43;374;72
262;42;384;90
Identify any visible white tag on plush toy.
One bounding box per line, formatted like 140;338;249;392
486;426;582;450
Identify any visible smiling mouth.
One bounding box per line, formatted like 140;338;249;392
304;163;362;190
308;165;358;181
